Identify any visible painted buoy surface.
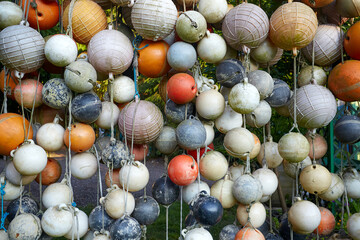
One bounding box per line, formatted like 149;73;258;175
119;161;149;192
232;174;262;205
167;42;197;71
89;205;114;232
265;78;290;108
45;34;77;67
183;181;210;204
319;173;345;201
299;164;332;194
131;196;160;225
42;78;72;109
176;11;207;43
288;199;321;234
168;154;198;186
6;196;39;222
235;227;265;240
64;60;96;93
109;75;135;103
71;92;102;124
152;175;179;205
176;118;206;150
216;59;245;88
344;21;360;60
71;152;98;180
197;33;227;63
278;132;310;163
110;216;141;240
167;73;197;104
196;88;225;120
237;202;266;228
41;205;74;237
8;213;42;240
101;140;129;169
248;70;274;100
215;104;243;134
193;195;223;226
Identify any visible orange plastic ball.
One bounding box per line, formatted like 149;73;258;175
301;0;334;8
128;143;149;161
138;40;171;78
0;70;19;100
344;21;360;60
168;154;198;186
34;104;65;126
63;123;95;152
14;79;43;108
313;207;335;236
0;113;33;155
35;158;62;185
328;60;360;102
21;0;59;30
167;73;197;104
235;227;265;240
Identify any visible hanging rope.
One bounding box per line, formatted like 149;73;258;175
26;73;41;140
0;179;9;232
66;0;77;39
66;97;76;207
1;67;8;114
165;205;169;240
289;52;300;133
143;145;148;200
179;186;183;237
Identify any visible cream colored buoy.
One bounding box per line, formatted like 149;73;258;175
343;168;360;199
224;127;254;158
41;204;74;237
229;164;246;181
252;168;278;197
42;181;72;209
237;202;266;228
95;101;120;129
245;100;272;128
101;186;135;219
36;117;65;152
200;151;228;181
202;122;215;148
215;103;243;134
211;176;237;209
198;0;227;23
176;11;207;43
257;138;283;168
71;152;98;180
197;33;227;63
278;132;310;163
319;173;345;201
283;156;312;179
109;75;135;103
11;140;47;176
8;213;42;239
347;213;360;240
119;161;149;192
239;134;261;161
183;180;210;204
64;209;89;239
196;86;225;120
299;164;332;195
5;161;37;186
298;66;327;87
229;81;260;114
0;175;23;201
45;34;78;67
288;199;321;234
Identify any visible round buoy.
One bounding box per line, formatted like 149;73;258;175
193;194;223;226
109;75;135;103
41;204;73;237
232;174;262;205
14;79;43;108
176;10;207;43
131;196;160;225
6;196;39;222
71;152;98;180
168;154;198;186
64;60;97;93
155;126;178;155
265;78;290;108
64;209;89;239
215;104;243;134
223;127;254;158
42;181;72;209
152;175;180;206
200;151;228;181
64;123;96;153
183;181;210;204
0;2;22;30
299;164;332;194
278;132;310;163
253;168;278;197
216;59;245;88
42;78;72;109
8;213;42;239
71;92;102;124
102;187;135;219
45;34;77;67
89;205;114;232
167;42;197;71
248;70;274;100
314;207;335;236
347;213;360;240
165;99;195;124
334;115;360;144
298;66;327;87
119;161;149;192
237;202;266;228
229;81;260;114
219;224;240;240
167;73;197;104
288;199;321;234
319;173;345;201
176;118;206;150
36;117;65;152
210;177;236;209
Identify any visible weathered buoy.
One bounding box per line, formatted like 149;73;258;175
257;139;283;168
193;194;223;226
109;75;135;103
167;41;197;71
154;126;178;155
42;181;72;209
314;207;335;236
152;175;180;206
343;168;360;199
215;103;243;134
41;204;73;237
14;79;43;108
223;127;254;158
45;34;77;67
5;161;37;186
265;78;290;108
101;140;129;169
298;66;327;87
0;176;24;201
102;186;135;219
197;33;227;63
119;161;149;192
248;70;274;100
131;196;160;225
253;168;278;197
344;21;360;60
165;99;195;124
176;11;207;43
64;123;96;153
229;81;260;114
6;196;39;222
334;114;360;144
64;209;89;239
183;181;210;204
210;176;236;209
71;92;102;124
216;59;245;88
95;101;120;129
200;151;228;181
36;117;64;152
235;227;265;240
250;38;278;64
182;227;213;240
167;73;197;105
42;78;72;109
219;224;240;240
319;173;345;201
0;1;22;29
71;152;98;180
232;174;263;205
347;213;360;240
176;118;206;150
245;100;272;128
8;213;42;240
64;60;97;93
278;132;310;163
283;156;312;179
237;202;266;228
89;205;114;232
196;87;225;120
305;132;328;160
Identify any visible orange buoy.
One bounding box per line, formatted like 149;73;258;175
35;158;62;185
168;154;198;186
14;79;43;108
313;207;335;236
167;73;197;104
328;60;360;102
235;227;265;240
0;113;33;156
138;40;171;78
301;0;334;8
21;0;59;30
63;123;95;152
105;169;121;188
344;21;360;60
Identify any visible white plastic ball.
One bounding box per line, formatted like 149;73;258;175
45;34;78;67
